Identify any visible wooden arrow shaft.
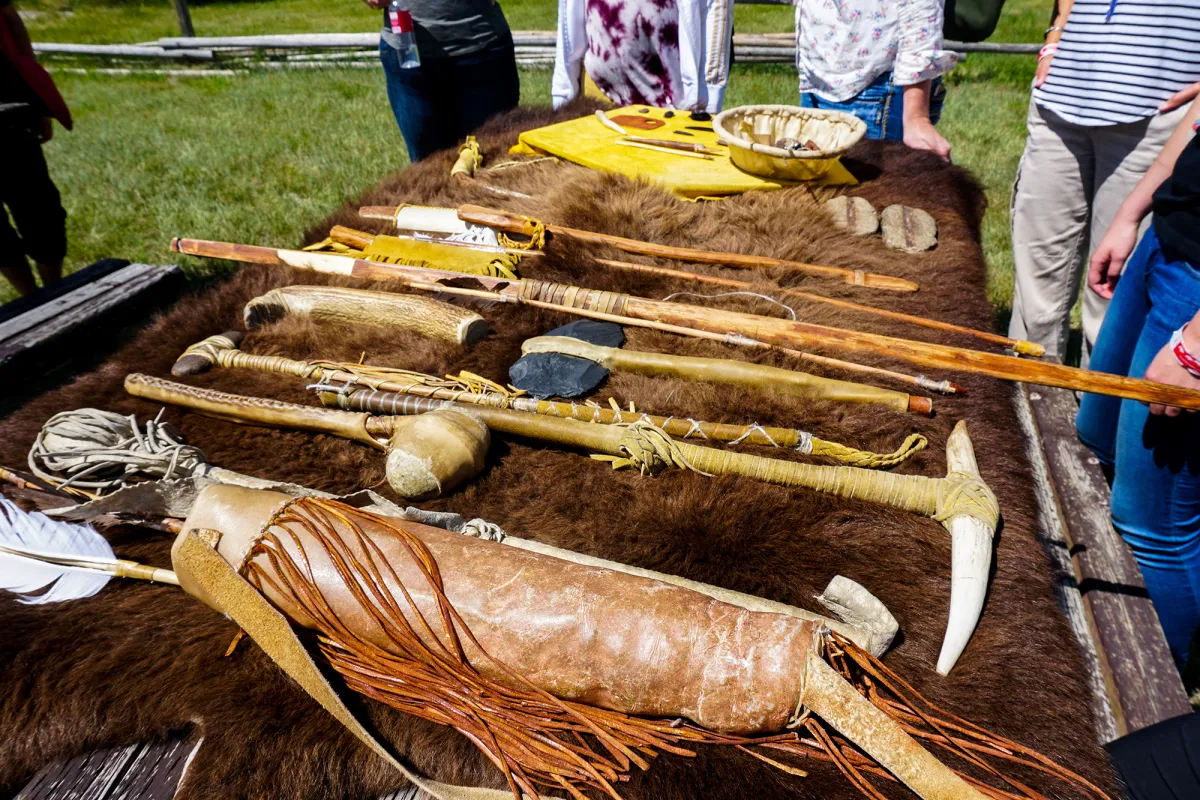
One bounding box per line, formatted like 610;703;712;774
169;237;1200;410
451;204;921;292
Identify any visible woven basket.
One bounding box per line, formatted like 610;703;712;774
713;105;867;181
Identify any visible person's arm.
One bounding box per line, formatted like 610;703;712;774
2;2;52;141
0;2;34;58
1087;95;1200;298
1034;0;1073;88
902;82;951;160
894;0;958;161
1161;81;1200;113
1144;306;1200;416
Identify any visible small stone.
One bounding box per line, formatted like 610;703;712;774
824;196;880;236
881;204;937;252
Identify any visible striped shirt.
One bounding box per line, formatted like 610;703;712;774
1033;0;1200;126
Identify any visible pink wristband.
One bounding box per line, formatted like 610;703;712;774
1038;44;1059;61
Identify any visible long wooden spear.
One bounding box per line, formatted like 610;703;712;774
327;225;1041;356
169;237;1200;410
357;203;921;293
327;226;958;394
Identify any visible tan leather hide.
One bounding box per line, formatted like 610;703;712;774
177;485;812;735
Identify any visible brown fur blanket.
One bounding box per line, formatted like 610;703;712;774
0;102;1118;800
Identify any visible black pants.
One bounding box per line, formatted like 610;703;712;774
379;40;519;163
0;132;66;265
1107;712;1200;799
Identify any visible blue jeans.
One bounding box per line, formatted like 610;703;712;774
379;41;519;163
799;72;946;141
1077;226;1200;667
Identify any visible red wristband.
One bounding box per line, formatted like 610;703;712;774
1170;325;1200;378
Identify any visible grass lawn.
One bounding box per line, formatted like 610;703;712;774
7;0;1047;322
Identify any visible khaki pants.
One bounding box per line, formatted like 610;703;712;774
1008;101;1184;363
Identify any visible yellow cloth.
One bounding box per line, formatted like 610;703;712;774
305;234;521;279
511;105;857;201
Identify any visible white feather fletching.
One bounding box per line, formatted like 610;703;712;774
0;495;117;604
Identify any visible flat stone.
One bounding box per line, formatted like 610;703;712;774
880;204;938;252
824;195;879;236
509;353;609;399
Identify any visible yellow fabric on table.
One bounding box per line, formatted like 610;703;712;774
304;234;521;279
511;105;857;200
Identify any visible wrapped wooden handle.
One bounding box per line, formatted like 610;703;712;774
522;335;928;415
124;373;383;451
457;204;542;237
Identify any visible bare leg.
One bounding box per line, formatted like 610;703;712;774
1;259;38;296
35;260;62;288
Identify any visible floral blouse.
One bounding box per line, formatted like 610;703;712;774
795;0;959;103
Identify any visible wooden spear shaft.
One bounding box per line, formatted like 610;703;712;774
169;237;1200;410
358;204;920;293
327;225;1034;357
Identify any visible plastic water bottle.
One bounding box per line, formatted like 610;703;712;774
384;0;420;69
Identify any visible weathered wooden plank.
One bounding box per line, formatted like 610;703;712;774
1024;379;1191;735
0;262;185;414
1014;386;1118;742
16;735;425;800
15;744;142;800
0;264;177;351
0;259;129;328
107;739;194;800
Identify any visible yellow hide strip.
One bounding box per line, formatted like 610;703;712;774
305;233;521;279
451;136;483;178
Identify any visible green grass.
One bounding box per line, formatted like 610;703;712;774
7;0;1048;318
19;0;796;43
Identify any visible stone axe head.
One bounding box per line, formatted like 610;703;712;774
508;320;625;399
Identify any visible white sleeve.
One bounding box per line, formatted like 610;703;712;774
551;0;588;109
893;0;960;87
677;0;733;113
702;0;734;113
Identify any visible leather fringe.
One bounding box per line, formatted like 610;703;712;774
243;498;1110;800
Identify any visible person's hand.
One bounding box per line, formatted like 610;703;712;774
1034;50;1055;87
1144;325;1200;416
363;0;388;9
39;117;52;143
903;117;951;162
1161;82;1200;113
1087;218;1139;299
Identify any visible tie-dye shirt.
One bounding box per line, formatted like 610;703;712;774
795;0;959;103
552;0;733;112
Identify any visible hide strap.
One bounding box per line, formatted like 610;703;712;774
172;529;521;800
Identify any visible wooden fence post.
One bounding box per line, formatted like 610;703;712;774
171;0;195;37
